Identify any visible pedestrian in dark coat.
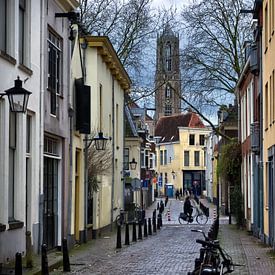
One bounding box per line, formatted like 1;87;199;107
159;200;164;214
165;196;169;207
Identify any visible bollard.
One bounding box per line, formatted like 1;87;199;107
160;213;163;227
62;238;71;272
116;225;122;249
132;222;137;242
26;231;33;268
41;244;49;275
15;252;22;275
153;209;156;220
143;218;148;237
157;202;159;210
148;218;152;235
153;217;157;233
157;215;161;230
138;221;143;240
125;223;130;245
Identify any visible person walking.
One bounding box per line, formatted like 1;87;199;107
175;190;180;200
159;200;165;214
165;196;169;207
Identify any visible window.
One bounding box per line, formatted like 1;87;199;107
19;0;26;64
165;42;172;71
9;112;16;221
265;82;268;129
149;153;154;169
0;0;7;52
189;134;195;145
26;115;31;154
48;30;62;116
124;148;129;170
265;4;268;49
164;150;167;165
44;137;59;156
160;150;163;165
184;151;189;166
165;85;172;98
199;135;205;146
194;151;200;166
141;150;145;167
164;104;172;116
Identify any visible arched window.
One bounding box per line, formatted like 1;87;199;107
165;42;172;71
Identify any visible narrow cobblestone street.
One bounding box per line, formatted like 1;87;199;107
49;198;274;275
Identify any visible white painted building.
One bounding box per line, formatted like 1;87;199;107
0;0;41;262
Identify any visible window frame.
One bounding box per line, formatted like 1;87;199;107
184;150;189;166
47;29;63;116
194;151;200;166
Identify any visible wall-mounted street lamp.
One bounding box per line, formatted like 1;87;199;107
171;170;176;179
129;158;137;170
0;77;31;113
84;132;109;150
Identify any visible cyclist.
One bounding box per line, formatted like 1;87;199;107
183;196;193;222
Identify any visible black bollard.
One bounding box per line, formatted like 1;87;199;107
132;222;137;242
153;209;156;220
116;225;122;249
62;238;71;272
41;244;49;275
138;221;143;240
159;213;163;227
148;218;152;235
157;214;162;229
144;218;148;237
15;252;22;275
153;217;157;233
125;223;130;245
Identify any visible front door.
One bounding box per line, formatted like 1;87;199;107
43;157;58;250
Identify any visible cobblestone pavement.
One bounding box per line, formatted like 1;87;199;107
52;224;210;274
49;198;275;275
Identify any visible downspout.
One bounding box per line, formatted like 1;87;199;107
122;93;126;209
111;76;115;231
38;0;45;250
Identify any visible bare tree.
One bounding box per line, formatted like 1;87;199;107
179;0;253;111
78;0;178;80
87;132;112;193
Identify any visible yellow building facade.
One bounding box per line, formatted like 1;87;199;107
263;0;275;241
155;113;210;197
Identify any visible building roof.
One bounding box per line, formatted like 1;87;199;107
155;112;205;143
84;36;131;90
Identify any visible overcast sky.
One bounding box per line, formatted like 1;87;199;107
152;0;190;8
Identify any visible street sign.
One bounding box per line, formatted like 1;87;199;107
131;178;141;190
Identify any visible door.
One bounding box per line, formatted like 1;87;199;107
43;157;58;250
74;151;80;242
268;157;274;245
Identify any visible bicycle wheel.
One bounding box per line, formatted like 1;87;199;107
196;213;208;224
178;216;189;225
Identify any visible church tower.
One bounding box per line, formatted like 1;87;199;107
154;25;181;122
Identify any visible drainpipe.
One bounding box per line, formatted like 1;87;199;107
111;76;115;231
38;0;45;251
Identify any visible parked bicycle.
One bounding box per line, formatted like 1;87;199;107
178;207;208;225
115;209;128;227
188;229;243;274
115;204;144;227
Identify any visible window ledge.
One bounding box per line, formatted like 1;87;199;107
18;63;33;76
8;220;24;230
0;51;16;65
0;223;6;232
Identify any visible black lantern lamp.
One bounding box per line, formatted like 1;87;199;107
93;132;108;150
129;158;137;170
0;77;31;113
